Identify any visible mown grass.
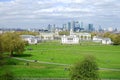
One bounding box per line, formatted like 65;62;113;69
0;41;120;79
23;41;120;69
0;58;120;79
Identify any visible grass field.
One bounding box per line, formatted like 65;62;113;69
1;41;120;79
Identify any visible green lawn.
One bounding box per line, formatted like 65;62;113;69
24;41;120;69
1;41;120;79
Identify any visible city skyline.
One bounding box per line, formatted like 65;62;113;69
0;0;120;30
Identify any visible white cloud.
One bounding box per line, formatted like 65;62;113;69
0;0;120;29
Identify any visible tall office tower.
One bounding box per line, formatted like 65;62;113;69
80;22;84;31
114;28;118;32
98;25;103;32
53;24;56;32
72;21;76;32
74;21;80;32
47;24;52;31
68;22;71;31
62;24;67;31
52;24;56;32
47;24;51;31
88;24;94;32
80;22;83;28
75;21;80;28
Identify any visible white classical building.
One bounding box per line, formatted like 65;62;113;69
101;38;113;44
93;36;103;42
61;29;92;44
20;35;41;44
78;33;91;40
40;29;59;40
61;29;79;44
93;36;112;44
40;32;54;40
70;29;91;40
61;35;79;44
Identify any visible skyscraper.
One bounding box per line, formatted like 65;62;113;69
72;21;75;32
80;22;83;28
47;24;52;31
88;24;94;32
68;22;71;31
62;24;67;31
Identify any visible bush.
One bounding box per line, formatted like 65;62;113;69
0;71;14;80
5;58;17;65
70;55;100;80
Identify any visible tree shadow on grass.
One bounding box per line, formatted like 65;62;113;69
13;54;32;57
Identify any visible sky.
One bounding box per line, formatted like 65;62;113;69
0;0;120;30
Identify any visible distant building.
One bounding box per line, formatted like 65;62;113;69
93;36;112;44
70;29;91;40
61;35;79;44
78;33;91;40
61;29;91;44
20;35;41;44
88;24;94;32
68;22;71;31
40;32;54;40
102;38;113;44
0;30;3;34
62;24;67;31
93;36;103;42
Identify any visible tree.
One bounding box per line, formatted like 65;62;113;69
91;32;97;38
0;34;3;53
1;71;14;80
109;33;120;45
1;32;25;56
15;31;39;36
70;55;100;80
103;32;111;38
59;31;70;36
0;34;4;66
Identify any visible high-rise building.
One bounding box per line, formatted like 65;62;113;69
71;21;81;32
47;24;52;31
68;22;71;31
53;24;56;31
75;21;80;28
47;24;51;30
80;22;83;28
88;24;94;32
72;21;76;32
98;25;103;32
62;24;67;31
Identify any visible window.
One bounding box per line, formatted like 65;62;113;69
67;38;73;40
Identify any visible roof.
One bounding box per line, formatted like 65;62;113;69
102;38;111;40
20;35;35;38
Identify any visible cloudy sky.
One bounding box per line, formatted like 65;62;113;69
0;0;120;29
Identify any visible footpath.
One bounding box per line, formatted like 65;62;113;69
12;57;120;71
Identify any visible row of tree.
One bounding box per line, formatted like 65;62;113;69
59;31;70;36
14;31;39;36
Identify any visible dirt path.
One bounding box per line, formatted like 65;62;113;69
12;57;120;71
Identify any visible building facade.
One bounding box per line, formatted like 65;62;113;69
61;35;79;44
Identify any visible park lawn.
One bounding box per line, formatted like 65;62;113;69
1;41;120;79
22;41;120;69
0;58;120;79
0;58;69;78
